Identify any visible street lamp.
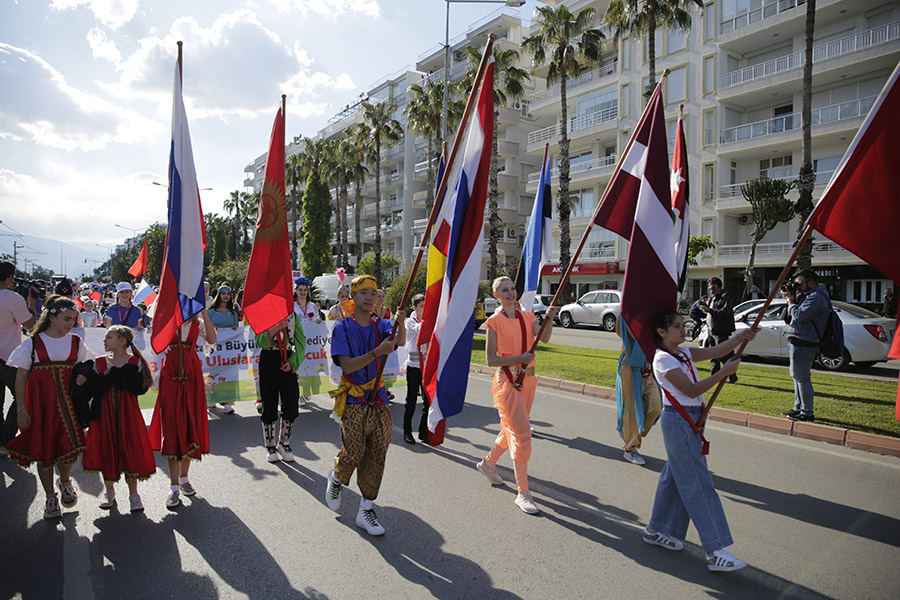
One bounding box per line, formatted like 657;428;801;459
95;243;115;258
115;223;143;240
442;0;526;144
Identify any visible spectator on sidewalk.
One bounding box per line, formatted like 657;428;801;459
701;278;737;383
0;260;35;448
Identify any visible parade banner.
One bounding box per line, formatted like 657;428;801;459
76;323;407;410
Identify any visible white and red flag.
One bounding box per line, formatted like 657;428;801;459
591;86;675;359
671;109;690;296
805;61;900;421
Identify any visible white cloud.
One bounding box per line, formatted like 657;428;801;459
268;0;381;19
0;43;163;151
50;0;140;30
87;27;122;62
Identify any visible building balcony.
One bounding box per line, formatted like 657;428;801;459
716;170;835;213
550;247;616;262
526;103;618;152
364;225;402;240
718;0;807;36
497;172;519;190
715;240;860;267
412;189;429;208
412;218;428;233
527;60;618;110
497;139;519;157
526;154;617;190
720;20;900;91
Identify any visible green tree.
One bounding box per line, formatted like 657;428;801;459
347;122;372;269
523;5;604;302
286;151;309;270
463;45;531;281
223;190;249;259
687;234;716;266
362;100;403;282
357;250;402;289
300;169;333;278
207;258;250;292
604;0;703;99
741;177;797;299
385;265;426;312
795;0;817;270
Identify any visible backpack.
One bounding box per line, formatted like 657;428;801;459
812;298;844;359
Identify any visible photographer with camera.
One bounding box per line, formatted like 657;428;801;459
781;270;830;422
701;277;738;383
0;260;36;448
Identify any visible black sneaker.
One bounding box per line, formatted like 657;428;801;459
403;433;416;444
788;413;815;422
728;374;738;384
781;409;801;417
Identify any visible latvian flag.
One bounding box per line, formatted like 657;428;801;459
515;146;552;312
591;84;676;359
151;56;206;353
421;60;495;445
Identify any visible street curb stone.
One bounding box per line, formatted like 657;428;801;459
471;363;899;458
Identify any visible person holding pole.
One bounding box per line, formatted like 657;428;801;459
255;314;302;463
476;276;556;515
643;309;756;572
325;274;405;536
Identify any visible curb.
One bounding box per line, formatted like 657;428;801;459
469;363;900;459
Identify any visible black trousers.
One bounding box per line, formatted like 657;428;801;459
258;349;299;425
0;360;17;445
709;333;734;375
403;366;429;438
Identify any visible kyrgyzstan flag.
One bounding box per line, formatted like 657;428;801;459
806;61;900;421
128;238;148;280
151;56;207;354
242;104;293;335
591;84;676;360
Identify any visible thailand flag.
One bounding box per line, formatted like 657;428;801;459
422;60;494;443
151;58;206;353
515;146;552;312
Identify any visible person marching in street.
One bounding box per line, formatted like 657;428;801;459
148;309;217;509
103;282;143;330
78;325;155;512
5;295;91;519
0;259;35;450
325;274;405;536
326;285;351;321
255;312;303;463
402;294;429;444
701;277;737;383
643;310;757;572
476;276;557;515
293;277;320;407
208;283;240;415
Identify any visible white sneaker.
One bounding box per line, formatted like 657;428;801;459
356;506;385;536
642;528;684;551
325;470;342;511
129;493;144;513
44;494;62;519
267;447;281;463
223;404;236;415
277;443;295;462
623;449;646;465
255;401;263;414
476;459;504;485
515;491;539;515
99;491;116;510
299;395;309;407
180;481;196;497
165;490;181;508
57;477;78;508
708;548;747;572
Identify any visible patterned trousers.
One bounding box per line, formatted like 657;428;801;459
333;402;393;500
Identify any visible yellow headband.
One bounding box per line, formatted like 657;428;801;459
351;275;377;294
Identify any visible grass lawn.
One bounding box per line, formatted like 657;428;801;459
469;338;900;439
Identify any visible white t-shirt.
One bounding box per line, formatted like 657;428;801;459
0;289;33;362
652;347;704;407
294;301;319;322
7;332;91;370
82;310;101;328
403;315;427;369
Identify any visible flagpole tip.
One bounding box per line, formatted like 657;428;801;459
177;40;183;48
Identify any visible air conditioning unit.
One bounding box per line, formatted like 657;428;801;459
507;228;518;239
739;214;754;225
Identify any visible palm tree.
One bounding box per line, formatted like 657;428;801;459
224;190;251;259
240;191;259;253
523;5;604;301
332;138;359;269
795;0;817;270
605;0;703;99
286;151;310;270
347;122;373;267
464;45;531;280
362;100;403;282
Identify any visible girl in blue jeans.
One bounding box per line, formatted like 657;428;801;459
644;310;756;572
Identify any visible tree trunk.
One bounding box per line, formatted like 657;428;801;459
487;108;500;281
341;177;349;268
355;182;363;269
425;136;436;214
647;20;657;102
795;0;817;271
291;197;298;270
744;239;758;301
374;133;383;283
557;48;572;303
335;179;344;269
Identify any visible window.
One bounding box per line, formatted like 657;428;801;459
667;119;678;153
760;155;792;179
620;83;630;119
666;66;687;105
849;279;893;303
703;55;716;95
701;218;715;256
567;152;594;175
569;188;596;218
644;34;664;62
586;227;615;259
703;163;715;203
704;1;716;41
622;37;631;71
577;88;617;117
702;108;716;146
667;26;687;54
773;104;794;132
813;156;840;183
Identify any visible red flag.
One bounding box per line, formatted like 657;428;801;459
73;296;84;309
242;105;292;334
806;62;900;421
128;238;148;279
89;291;101;302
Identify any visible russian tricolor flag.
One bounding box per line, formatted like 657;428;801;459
421;60;494;443
151;57;206;353
515;146;552;312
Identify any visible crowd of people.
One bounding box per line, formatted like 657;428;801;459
1;258;774;573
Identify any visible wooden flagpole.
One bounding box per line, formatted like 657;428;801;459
371;34;497;385
177;40;185;381
278;93;289;369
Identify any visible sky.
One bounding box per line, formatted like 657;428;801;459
0;0;542;273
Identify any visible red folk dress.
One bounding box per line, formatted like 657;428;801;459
148;321;209;460
5;335;87;468
82;356;156;481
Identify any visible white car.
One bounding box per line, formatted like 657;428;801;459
729;300;896;371
557;290;622;331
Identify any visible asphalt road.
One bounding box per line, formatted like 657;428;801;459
4;375;900;599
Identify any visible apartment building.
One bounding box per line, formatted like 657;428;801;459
527;0;899;306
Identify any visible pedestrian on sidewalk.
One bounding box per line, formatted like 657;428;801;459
255;313;302;463
78;325;156;513
402;294;429;444
325;275;405;536
476;276;557;515
5;295;92;520
643;310;756;572
701;277;737;383
148;309;217;509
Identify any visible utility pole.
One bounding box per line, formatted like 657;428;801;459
13;241;25;272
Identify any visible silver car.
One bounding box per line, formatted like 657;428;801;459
557;290;622;331
730;300;896;371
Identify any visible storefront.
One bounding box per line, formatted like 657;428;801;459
542;261;622;301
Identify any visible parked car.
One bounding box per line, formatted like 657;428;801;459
533;294;554;325
724;300;896;371
311;274;343;307
557;290;622;331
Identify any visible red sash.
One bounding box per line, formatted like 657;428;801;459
343;315;385;407
660;349;710;455
500;309;530;389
